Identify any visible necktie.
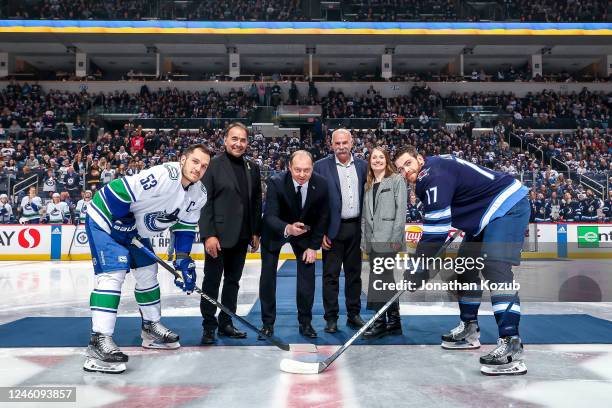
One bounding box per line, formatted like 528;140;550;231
296;185;303;211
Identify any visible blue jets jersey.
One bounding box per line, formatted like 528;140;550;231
415;155;528;255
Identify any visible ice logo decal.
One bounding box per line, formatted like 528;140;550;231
143;209;179;232
18;228;41;248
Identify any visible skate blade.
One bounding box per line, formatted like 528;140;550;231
441;340;481;350
481;361;527;376
142;340;181;350
141;338;181;350
83;357;126;374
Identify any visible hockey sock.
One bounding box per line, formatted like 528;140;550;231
90;271;126;336
133;264;161;322
458;296;481;322
492;292;520;337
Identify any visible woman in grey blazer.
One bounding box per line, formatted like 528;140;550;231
361;147;407;339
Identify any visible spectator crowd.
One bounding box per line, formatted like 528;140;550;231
0;82;609;223
5;0;609;22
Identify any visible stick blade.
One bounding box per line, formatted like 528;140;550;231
288;343;318;353
279;358;323;375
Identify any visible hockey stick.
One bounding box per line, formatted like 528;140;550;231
131;238;318;353
67;223;80;261
280;230;461;374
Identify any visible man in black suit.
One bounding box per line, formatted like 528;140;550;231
259;150;329;339
199;122;262;344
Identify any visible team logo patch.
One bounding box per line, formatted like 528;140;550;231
417;168;430;181
164;164;179;181
144;209;180;232
118;256;128;263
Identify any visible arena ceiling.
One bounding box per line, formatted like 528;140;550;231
1;32;611;74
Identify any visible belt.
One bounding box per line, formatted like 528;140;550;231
340;217;360;223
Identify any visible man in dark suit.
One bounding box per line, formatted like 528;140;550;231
199;122;262;344
259;151;329;339
313;128;368;333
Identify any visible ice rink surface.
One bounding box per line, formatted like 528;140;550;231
1;259;612;408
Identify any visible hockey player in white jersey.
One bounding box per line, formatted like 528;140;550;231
19;186;43;224
0;194;13;224
43;193;70;224
74;190;92;224
83;144;211;374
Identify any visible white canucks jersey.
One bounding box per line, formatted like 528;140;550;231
75;199;91;222
46;201;70;223
20;196;43;221
88;162;207;238
0;203;12;223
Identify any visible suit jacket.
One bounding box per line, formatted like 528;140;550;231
199;151;262;248
313;154;367;239
261;171;329;252
361;173;407;254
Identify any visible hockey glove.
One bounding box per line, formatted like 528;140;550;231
173;253;196;294
110;215;138;246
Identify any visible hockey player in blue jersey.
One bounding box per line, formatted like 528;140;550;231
394;146;530;376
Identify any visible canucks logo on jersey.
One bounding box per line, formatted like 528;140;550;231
143;209;180;232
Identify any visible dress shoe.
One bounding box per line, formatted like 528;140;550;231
218;324;247;339
346;314;366;329
257;326;274;341
363;316;388;339
386;304;403;336
299;324;318;338
324;320;338;334
201;328;217;345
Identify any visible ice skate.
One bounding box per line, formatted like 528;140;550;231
441;320;481;349
83;332;128;374
141;320;180;349
480;335;527;376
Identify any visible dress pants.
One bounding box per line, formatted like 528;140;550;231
322;220;362;321
200;239;250;330
259;243;316;326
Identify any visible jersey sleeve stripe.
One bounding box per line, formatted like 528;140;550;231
106;179;132;203
478;180;526;234
178;219;198;226
424;206;451;220
422;217;451;225
422;224;451;233
91;194;112;224
100;188;130;218
90;204;112;229
122;178;137;202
